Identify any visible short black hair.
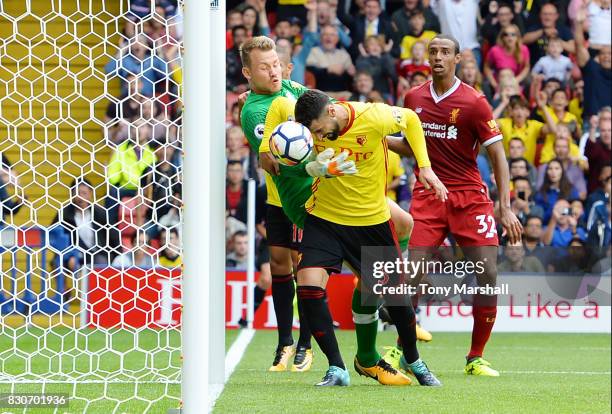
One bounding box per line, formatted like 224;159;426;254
295;90;331;129
231;25;247;37
525;215;543;225
232;230;248;239
430;34;460;54
509;157;530;170
543;77;562;87
275;18;291;26
551;88;567;99
512;176;530;186
227;160;243;168
509;137;525;145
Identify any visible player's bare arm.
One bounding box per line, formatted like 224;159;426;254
385;135;413;157
385;135;448;202
418;166;448;202
260;151;280;175
486;140;523;244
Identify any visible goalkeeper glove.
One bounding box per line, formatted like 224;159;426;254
305;148;358;177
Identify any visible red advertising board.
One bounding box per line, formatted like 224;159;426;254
225;271;356;329
87;267;182;329
87;268;356;329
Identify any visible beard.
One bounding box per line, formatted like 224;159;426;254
324;121;341;141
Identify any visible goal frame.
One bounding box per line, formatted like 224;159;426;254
182;0;226;412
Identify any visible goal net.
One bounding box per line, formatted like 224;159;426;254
0;0;183;412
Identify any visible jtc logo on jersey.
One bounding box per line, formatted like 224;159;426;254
449;108;460;123
356;135;367;146
314;144;373;161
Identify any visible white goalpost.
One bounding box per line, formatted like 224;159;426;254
183;0;226;412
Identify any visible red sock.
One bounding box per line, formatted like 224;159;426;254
468;294;497;360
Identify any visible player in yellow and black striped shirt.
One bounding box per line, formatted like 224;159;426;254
291;90;447;387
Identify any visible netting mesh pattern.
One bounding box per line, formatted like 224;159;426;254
0;1;183;412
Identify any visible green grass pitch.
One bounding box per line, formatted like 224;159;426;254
0;329;609;413
0;327;181;413
215;330;611;414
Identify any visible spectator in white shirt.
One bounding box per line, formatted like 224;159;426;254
532;36;573;84
52;178;120;270
433;0;481;66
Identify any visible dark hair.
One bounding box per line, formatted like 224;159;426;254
227;159;243;168
512;176;530;186
509;137;525;145
355;70;373;79
275;18;291;26
409;9;424;18
551;88;567;100
430;34;460;54
232;24;247;37
171;183;182;195
411;71;427;80
232;230;248;239
295;90;331;129
509;95;529;109
71;177;93;197
509;157;530;171
241;6;261;36
540;158;573;202
543;77;562;88
525;215;543;226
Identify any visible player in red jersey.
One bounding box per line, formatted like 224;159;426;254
385;35;523;376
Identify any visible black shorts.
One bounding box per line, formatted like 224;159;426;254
266;205;302;250
256;239;270;269
297;214;400;275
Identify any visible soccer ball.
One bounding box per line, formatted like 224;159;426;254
269;121;313;166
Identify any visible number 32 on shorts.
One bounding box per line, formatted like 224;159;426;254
476;214;497;238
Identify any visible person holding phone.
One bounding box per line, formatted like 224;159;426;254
511;176;544;224
542;199;587;247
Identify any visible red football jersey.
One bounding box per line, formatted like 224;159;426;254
405;78;502;191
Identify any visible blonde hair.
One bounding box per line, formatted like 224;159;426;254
240;36;276;68
365;35;384;48
496;24;524;67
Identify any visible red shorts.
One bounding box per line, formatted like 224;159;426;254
409;187;499;247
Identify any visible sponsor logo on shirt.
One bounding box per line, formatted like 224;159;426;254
314;144;373;161
391;108;403;124
254;123;265;140
487;119;500;133
422;122;458;140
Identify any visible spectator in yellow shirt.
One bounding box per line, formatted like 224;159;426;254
495;95;544;165
399;9;437;60
568;79;584;130
386;150;405;202
539;89;582;164
159;228;182;268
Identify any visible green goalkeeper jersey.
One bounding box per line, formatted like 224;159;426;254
240;79;312;228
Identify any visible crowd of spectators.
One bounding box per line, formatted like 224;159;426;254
225;0;611;275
